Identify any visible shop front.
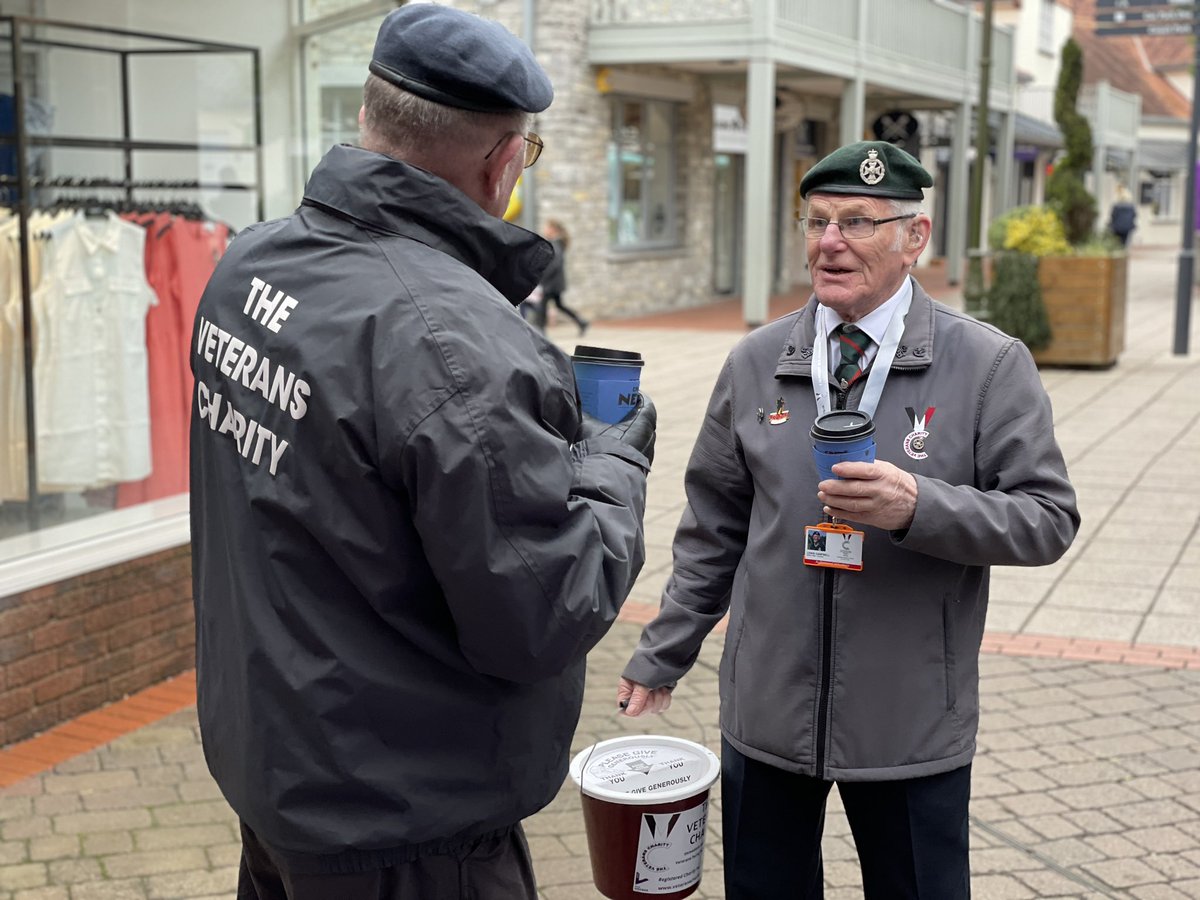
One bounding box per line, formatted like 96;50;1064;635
0;0;1021;747
0;0;398;747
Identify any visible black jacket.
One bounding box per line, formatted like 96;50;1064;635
190;144;648;871
538;238;566;296
1110;201;1136;237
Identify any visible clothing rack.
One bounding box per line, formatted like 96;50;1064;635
0;16;263;530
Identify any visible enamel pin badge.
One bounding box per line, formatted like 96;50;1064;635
903;406;935;460
768;397;789;425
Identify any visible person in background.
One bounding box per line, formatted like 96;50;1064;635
190;6;656;899
536;219;588;335
617;140;1079;899
1109;182;1137;247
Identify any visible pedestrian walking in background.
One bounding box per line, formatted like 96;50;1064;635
189;6;656;899
617;140;1079;899
536;219;589;335
1109;182;1137;247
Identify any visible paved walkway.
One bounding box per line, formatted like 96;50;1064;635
0;246;1197;898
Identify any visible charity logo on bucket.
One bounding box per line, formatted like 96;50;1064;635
633;803;708;894
570;735;721;899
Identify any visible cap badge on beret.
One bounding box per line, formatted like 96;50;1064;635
860;150;885;186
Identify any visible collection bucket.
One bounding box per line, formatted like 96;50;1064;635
569;735;720;898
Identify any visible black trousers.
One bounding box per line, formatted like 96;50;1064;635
721;738;971;899
237;821;538;900
536;292;587;331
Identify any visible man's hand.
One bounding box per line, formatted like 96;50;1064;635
817;460;918;531
617;676;672;716
576;393;657;466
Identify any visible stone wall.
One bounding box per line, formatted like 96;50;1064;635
530;0;719;320
0;546;194;747
309;0;725;321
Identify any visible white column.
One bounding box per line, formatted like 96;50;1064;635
947;101;971;285
1092;82;1110;210
742;55;777;326
840;78;865;146
996;108;1016;214
776;131;796;293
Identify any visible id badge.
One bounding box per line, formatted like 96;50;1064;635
803;523;865;571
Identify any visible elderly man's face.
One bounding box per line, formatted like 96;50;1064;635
805;193;925;322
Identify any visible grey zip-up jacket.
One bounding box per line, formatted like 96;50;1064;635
191;145;649;871
624;282;1078;781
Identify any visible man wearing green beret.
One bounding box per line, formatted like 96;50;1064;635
618;140;1079;897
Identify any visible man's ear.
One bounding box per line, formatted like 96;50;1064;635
903;215;932;265
482;133;523;202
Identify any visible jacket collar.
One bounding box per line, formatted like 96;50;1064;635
301;144;553;305
774;276;936;379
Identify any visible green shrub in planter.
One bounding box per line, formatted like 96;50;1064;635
986;251;1052;351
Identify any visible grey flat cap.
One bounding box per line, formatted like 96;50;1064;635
368;4;553;113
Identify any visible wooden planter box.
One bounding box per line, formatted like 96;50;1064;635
1033;254;1127;367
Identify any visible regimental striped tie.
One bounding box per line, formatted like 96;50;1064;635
833;324;874;391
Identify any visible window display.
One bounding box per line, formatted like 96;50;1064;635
0;16;260;548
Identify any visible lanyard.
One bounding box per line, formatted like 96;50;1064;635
810;288;911;418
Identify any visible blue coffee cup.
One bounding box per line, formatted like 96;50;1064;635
572;345;644;424
811;410;876;481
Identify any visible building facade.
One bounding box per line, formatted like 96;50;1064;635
0;0;1141;745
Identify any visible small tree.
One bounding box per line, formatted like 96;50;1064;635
1045;38;1096;245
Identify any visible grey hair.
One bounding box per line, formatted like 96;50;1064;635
887;198;923;251
359;73;531;163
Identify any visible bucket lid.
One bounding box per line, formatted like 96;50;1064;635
569;735;720;805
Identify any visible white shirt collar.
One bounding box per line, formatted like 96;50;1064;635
822;276;912;369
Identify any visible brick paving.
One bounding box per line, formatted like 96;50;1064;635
0;245;1197;897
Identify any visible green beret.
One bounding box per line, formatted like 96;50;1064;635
800;140;932;200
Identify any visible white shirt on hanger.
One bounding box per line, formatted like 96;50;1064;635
32;211;155;490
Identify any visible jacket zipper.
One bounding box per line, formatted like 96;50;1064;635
816;568;835;779
815;385;849;780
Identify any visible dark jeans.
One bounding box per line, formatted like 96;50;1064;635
536;292;587;331
721;738;971;899
237;821;538;900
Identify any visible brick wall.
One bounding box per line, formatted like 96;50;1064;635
0;546;194;747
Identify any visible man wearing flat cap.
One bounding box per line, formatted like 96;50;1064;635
618;140;1078;897
190;5;655;898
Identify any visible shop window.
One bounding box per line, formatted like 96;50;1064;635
607;97;679;250
321;84;362;149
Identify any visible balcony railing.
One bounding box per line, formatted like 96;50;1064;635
589;0;750;22
590;0;1014;92
1081;82;1141;149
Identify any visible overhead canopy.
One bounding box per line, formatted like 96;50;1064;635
1137;139;1188;172
1011;111;1062;148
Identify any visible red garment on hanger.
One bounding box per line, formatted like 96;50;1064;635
117;215;229;507
116;212;185;505
172;219;230;416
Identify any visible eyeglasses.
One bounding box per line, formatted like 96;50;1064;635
799;213;916;240
484;131;544;169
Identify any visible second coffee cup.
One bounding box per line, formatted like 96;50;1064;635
572;345;644;424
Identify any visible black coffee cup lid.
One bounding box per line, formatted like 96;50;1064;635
811;409;875;441
572;345;644;365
